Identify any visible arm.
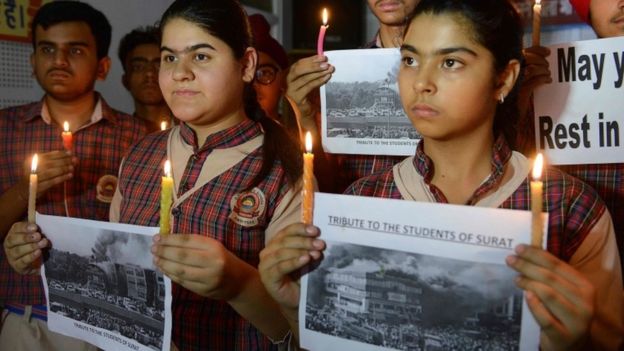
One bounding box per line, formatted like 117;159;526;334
0;151;74;238
258;223;325;344
506;244;595;351
151;234;292;340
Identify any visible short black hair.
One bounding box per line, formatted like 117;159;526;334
118;25;161;71
31;1;112;60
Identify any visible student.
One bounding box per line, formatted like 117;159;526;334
259;0;624;350
0;1;146;350
249;14;290;124
517;0;624;273
109;1;302;349
285;0;420;192
118;25;172;133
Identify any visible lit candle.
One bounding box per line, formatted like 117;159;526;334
160;121;168;131
62;121;73;151
532;0;542;46
160;160;174;235
28;154;38;224
530;153;544;248
317;8;329;57
302;132;314;225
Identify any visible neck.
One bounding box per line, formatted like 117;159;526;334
378;24;405;48
45;92;97;130
189;110;247;146
424;131;495;204
135;103;171;124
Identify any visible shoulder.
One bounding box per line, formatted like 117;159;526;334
0;101;40;122
344;167;396;197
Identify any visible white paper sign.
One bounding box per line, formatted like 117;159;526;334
38;214;172;351
321;48;420;156
300;194;543;351
534;36;624;165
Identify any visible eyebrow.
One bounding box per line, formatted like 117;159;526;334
400;44;478;57
37;40;89;47
160;43;216;54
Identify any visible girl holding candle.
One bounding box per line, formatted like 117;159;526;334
109;1;304;349
259;0;623;349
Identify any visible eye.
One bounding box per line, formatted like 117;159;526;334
40;46;55;54
194;53;209;62
162;55;176;63
442;58;463;69
70;47;83;55
401;56;417;67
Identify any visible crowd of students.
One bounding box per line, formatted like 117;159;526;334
0;0;622;350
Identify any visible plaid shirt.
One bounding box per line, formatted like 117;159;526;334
0;95;146;306
345;136;605;261
117;119;294;351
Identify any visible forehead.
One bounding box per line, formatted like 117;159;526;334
161;18;214;46
404;13;476;47
34;21;96;45
129;43;161;59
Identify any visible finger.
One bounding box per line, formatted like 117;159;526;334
156;256;213;284
7;238;48;261
261;235;324;259
4;226;41;249
523;290;567;338
10;244;45;273
153;233;215;250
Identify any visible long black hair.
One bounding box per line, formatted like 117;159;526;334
160;0;302;188
407;0;524;147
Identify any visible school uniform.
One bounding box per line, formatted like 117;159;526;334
111;119;300;350
0;94;147;350
345;136;624;350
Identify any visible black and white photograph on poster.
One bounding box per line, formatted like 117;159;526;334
300;193;543;351
37;213;172;351
320;49;420;156
305;242;523;351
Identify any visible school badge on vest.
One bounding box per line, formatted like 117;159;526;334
229;187;266;227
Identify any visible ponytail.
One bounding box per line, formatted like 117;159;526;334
244;85;303;189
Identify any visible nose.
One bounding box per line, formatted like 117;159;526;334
412;66;436;95
171;59;193;81
53;49;69;67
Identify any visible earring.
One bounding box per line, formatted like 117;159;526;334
499;93;505;104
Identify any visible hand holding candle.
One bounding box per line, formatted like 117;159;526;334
28;154;38;224
160;160;174;235
530;153;544;248
62;121;73;151
302;132;314;225
317;8;329;57
532;0;542;46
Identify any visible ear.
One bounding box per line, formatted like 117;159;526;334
96;56;112;81
241;47;257;83
495;59;521;101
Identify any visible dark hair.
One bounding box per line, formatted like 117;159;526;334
118;25;161;71
160;0;302;188
31;1;112;60
407;0;524;146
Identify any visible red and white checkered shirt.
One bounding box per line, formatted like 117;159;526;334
0;94;147;306
115;119;299;350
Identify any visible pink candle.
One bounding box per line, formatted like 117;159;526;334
317;8;329;57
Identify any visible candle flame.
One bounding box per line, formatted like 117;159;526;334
31;154;38;173
161;121;167;131
164;160;171;178
532;153;543;180
305;132;312;153
535;0;541;4
322;8;328;26
63;121;70;132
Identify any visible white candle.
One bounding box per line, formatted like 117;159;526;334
28;154;38;223
317;8;329;57
531;153;544;247
532;0;542;46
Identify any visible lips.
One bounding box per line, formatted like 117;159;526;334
376;0;401;12
173;89;199;97
410;103;439;118
48;70;71;79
